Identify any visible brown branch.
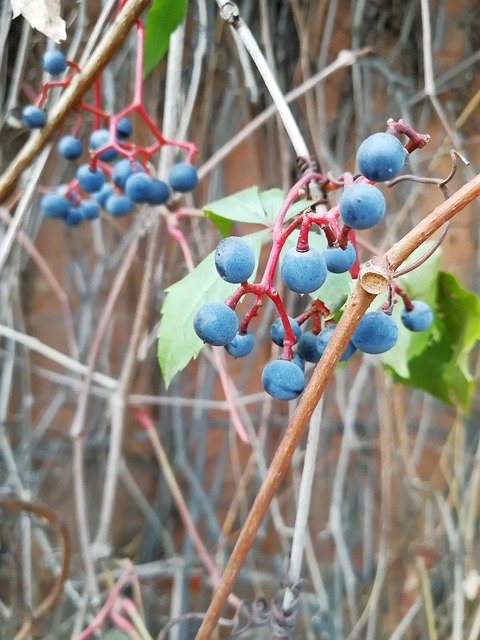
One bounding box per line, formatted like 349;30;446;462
0;0;151;204
0;497;70;639
193;172;480;639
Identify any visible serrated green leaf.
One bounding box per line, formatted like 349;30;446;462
143;0;186;78
385;272;480;410
203;186;313;227
157;231;266;386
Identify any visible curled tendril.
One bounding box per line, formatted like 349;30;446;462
393;222;450;278
386;148;468;200
231;565;306;638
296;155;321;176
0;497;70;640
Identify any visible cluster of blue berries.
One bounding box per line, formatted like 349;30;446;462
192;129;435;401
22;48;199;226
41;129;198;224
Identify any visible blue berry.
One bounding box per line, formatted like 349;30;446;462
168;163;198;192
324;242;356;274
356;132;406;182
125;172;153;203
93;184;114;208
316;325;356;361
58;135;83;160
89;129;117;161
261;359;305;400
40;194;70;218
42;50;67;76
80;199;100;221
105;194;133;217
351;312;398;354
401;300;433;332
215;236;255;284
64;206;84;227
339;183;386;230
269;317;302;346
292;353;305;371
280;247;327;294
225;332;254;358
146;179;170;205
116;117;133;139
112;159;142;189
193;302;239;346
77;164;105;193
297;331;321;363
22;105;46;128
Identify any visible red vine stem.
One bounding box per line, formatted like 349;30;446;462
194;172;480;640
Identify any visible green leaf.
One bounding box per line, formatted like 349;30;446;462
385;272;480;410
143;0;186;78
205;211;232;237
203;187;313;227
157;231;266;386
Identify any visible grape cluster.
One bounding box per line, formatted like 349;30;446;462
193;124;435;401
23;49;199;227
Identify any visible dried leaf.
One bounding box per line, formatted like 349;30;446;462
10;0;66;43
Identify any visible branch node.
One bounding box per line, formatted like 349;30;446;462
358;260;391;294
218;1;240;23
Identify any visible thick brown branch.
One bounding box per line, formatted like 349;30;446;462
0;0;151;204
194;173;480;639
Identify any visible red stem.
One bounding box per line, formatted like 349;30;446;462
394;284;414;311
